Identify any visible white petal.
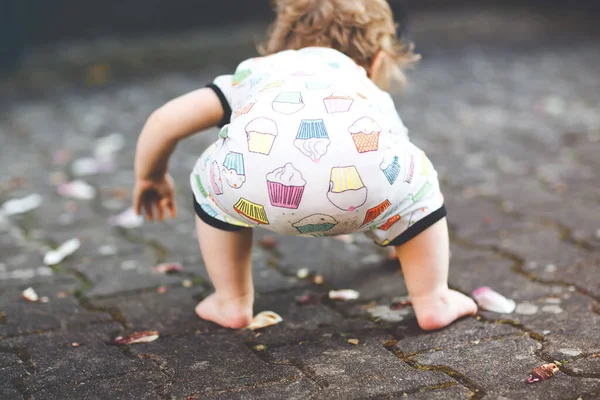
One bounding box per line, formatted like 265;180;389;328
108;208;143;229
43;238;81;266
57;180;97;200
472;287;516;314
1;194;42;216
22;287;39;302
329;289;360;300
247;311;283;330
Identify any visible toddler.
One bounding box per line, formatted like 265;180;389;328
133;0;477;331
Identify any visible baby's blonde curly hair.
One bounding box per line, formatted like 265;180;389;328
260;0;419;90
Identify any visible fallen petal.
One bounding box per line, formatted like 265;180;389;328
71;157;102;176
157;286;168;294
329;289;360;301
247;311;283;331
110;330;160;345
43;238;81;266
108;208;143;229
153;263;183;274
527;363;559;383
58;180;97;200
472;286;516;314
94;133;125;160
295;294;320;305
1;194;42;216
182;279;193;288
22;287;39;302
252;344;267;351
71;342;80;347
313;275;324;284
296;268;310;279
347;338;360;345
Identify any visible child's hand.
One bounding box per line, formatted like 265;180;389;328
133;174;177;221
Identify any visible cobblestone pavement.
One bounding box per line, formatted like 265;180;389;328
1;7;599;400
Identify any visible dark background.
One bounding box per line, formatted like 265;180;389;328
3;0;600;70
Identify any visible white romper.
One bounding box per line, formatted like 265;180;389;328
190;47;446;246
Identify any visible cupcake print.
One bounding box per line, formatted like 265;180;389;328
305;81;332;90
327;166;368;211
380;151;401;185
193;174;208;198
260;80;285;92
224;215;251;228
272;92;305;114
294;119;331;163
210;161;224;195
266;163;306;209
200;203;219;219
411;182;434;203
292;214;338;234
234;198;269;225
378;214;401;231
246;117;278;155
362;199;391;226
323;92;354;113
234;98;256;118
348;117;381;153
232;69;252;87
222;152;246;189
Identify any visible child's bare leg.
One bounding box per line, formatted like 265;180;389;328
395;217;477;331
194;216;254;329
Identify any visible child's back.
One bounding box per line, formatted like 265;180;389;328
134;0;477;331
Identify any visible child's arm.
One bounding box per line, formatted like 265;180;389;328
133;88;224;220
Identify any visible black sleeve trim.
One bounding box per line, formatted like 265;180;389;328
386;205;447;247
205;83;232;128
193;195;245;232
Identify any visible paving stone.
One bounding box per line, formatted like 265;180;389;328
0;293;112;338
127;333;304;399
0;351;28;399
76;249;184;298
399;384;473;399
5;323;160;394
29;370;169;400
245;288;377;349
413;335;600;399
396;318;521;354
525;257;599;299
92;287;216;336
562;354;600;377
268;335;455;399
447;245;562;302
260;232;389;291
205;378;318;400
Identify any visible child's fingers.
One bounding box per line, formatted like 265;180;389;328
143;201;154;221
133;192;141;216
156;201;165;221
168;200;177;219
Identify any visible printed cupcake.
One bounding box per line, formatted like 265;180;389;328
305;81;332;90
210;161;224;195
193;174;208;198
272;92;305;114
292;214;338;234
348;117;381;153
232;69;252;87
234;198;269;224
222;152;246;189
246;117;278;155
362;199;391;226
378;214;401;231
294;119;331;163
234;98;256;118
260;80;285;92
323;92;354;113
224;215;251;228
327;166;368;211
266;163;306;209
380;152;401;185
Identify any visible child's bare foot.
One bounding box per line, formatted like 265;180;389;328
411;289;477;331
195;293;254;329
